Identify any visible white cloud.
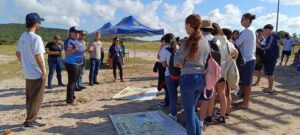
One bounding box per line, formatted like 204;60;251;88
254;13;300;33
163;0;203;22
261;0;300;6
206;4;242;29
248;6;265;14
14;0;115;26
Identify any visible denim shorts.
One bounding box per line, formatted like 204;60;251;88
239;60;256;86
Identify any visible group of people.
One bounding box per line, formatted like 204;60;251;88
154;12;291;135
15;11;299;134
16;13;125;128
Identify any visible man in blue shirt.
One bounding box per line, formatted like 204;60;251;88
259;24;279;95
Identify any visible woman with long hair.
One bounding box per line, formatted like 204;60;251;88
174;14;210;135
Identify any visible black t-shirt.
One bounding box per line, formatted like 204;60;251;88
45;41;63;57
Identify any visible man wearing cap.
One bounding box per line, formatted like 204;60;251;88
64;26;84;105
75;30;87;91
16;13;46;128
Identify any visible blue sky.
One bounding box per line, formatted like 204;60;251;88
1;0;300;39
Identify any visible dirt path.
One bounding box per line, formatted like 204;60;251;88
0;57;300;135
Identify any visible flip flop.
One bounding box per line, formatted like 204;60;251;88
263;89;278;95
232;104;248;110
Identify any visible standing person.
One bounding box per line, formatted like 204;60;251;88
234;13;257;109
87;32;102;86
45;35;64;89
120;40;126;57
156;37;169;108
253;29;265;86
174;14;210;135
75;30;87;90
208;23;238;123
16;13;46;127
159;33;180;120
109;37;124;82
260;24;279;94
198;20;222;126
64;26;84;105
231;30;240;42
100;46;105;66
280;34;294;66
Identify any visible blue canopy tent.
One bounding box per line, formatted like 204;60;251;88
101;16;164;37
90;22;113;35
100;16;164;58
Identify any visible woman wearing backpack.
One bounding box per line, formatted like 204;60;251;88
206;23;238;123
160;33;180;121
174;14;210;135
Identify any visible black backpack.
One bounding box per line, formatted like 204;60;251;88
166;47;181;80
206;38;221;67
234;45;245;68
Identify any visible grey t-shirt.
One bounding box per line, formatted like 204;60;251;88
89;40;102;59
174;38;210;75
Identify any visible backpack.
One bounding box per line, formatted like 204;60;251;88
202;52;221;100
208;38;221;66
166;47;181;80
224;42;240;90
235;45;245;68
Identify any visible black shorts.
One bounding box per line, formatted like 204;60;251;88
282;50;291;56
255;49;264;71
264;59;277;76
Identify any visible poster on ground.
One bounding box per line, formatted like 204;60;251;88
112;86;158;101
110;110;187;135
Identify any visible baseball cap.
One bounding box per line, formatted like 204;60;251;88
69;26;81;33
26;13;44;24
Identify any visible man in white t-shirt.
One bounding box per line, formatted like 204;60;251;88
16;13;46;128
280;34;294;66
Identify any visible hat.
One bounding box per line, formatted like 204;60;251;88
26;13;44;24
69;26;81;33
201;20;214;30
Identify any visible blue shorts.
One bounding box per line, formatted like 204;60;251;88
239;60;256;86
264;59;277;76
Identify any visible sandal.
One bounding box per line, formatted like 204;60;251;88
233;104;248;110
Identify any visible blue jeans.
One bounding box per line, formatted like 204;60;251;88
76;61;85;88
47;57;63;87
165;76;179;116
180;73;205;135
89;58;100;84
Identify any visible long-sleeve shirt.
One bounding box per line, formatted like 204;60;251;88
261;35;279;60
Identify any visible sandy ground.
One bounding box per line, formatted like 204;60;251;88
0;51;300;135
0;55;16;64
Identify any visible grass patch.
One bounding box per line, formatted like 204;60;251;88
0;44;17;55
0;60;23;81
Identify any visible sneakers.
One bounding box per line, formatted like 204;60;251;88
215;116;226;124
204;116;213;125
46;86;53;89
159;102;169;108
94;81;100;84
58;83;65;87
23;120;46;128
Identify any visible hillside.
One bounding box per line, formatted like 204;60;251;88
0;23;68;45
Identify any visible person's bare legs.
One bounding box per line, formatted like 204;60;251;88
266;75;274;91
226;86;232;114
199;101;208;121
240;86;251;108
279;54;284;65
253;70;262;86
216;82;227;117
206;92;216;117
285;55;290;66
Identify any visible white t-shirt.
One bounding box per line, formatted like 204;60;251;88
235;27;256;62
17;32;45;80
159;45;171;76
283;38;294;51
